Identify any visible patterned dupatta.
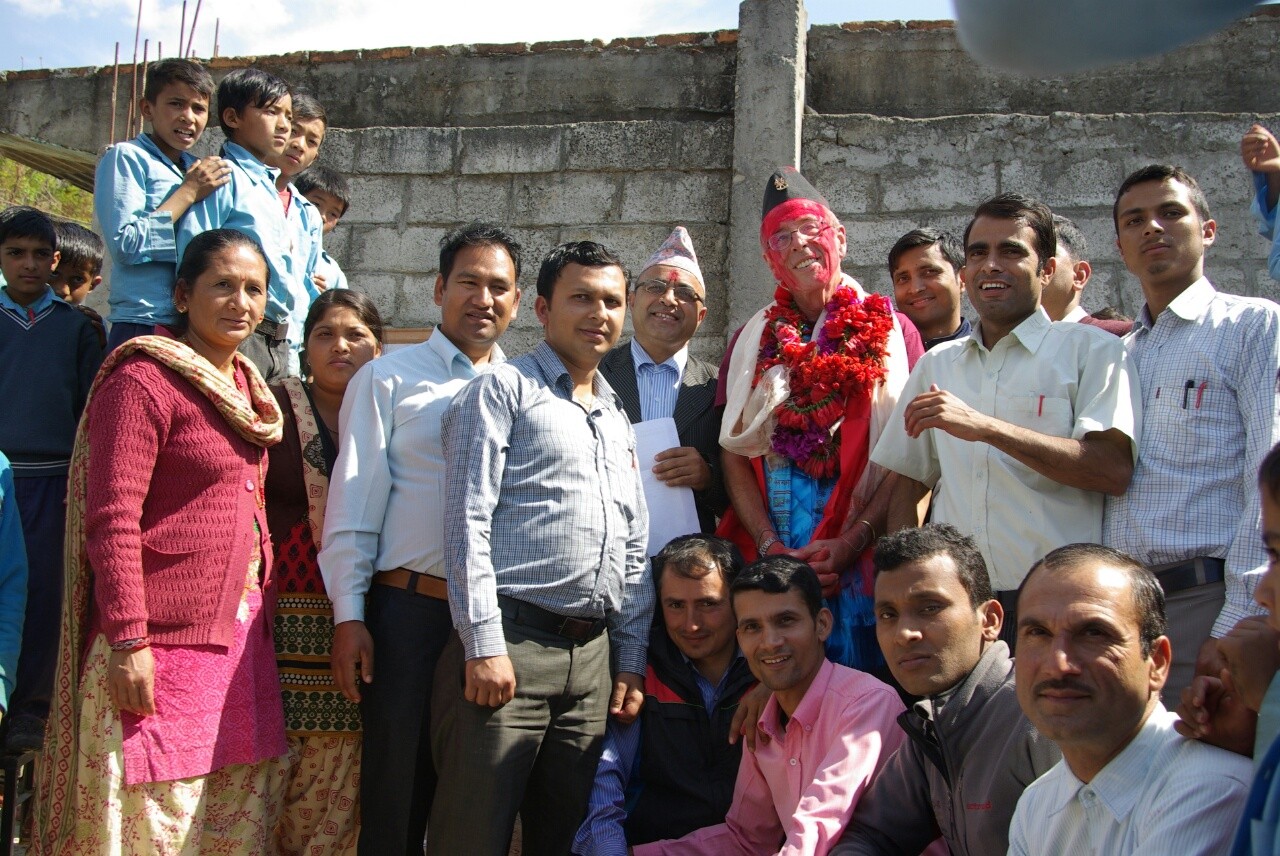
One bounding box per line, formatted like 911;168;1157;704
273;377;361;735
32;336;282;854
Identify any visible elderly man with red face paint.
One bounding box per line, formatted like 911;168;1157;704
716;167;923;673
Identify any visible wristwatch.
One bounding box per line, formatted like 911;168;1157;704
758;535;780;555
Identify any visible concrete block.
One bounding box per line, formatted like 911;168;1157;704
841;216;929;267
357;127;457;175
349;225;445;275
397;275;442;326
620;171;731;223
511;172;618;226
342;175;408;226
1001;157;1124;209
563;122;681;172
317;129;357;173
349;273;402;325
678;120;733;171
461;126;562;175
881;163;997;214
806;168;875;215
405;175;512;226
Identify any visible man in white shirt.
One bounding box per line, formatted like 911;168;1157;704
1041;215;1092;323
318;223;522;855
871;193;1140;641
1009;543;1251;855
1103;163;1280;704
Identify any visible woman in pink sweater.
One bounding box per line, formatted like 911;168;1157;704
34;229;289;855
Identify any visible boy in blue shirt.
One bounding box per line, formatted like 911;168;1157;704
295;164;351;292
94;58;228;351
0;206;103;752
0;451;28;728
268;90;328;369
177;67;304;382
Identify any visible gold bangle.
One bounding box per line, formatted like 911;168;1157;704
856;519;877;543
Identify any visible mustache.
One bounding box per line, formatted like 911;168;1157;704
1033;677;1092;695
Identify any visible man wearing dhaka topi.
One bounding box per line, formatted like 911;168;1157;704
717;166;923;673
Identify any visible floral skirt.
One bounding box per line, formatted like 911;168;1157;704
275;733;361;855
59;633;288;855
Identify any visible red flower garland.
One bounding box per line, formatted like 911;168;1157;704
754;283;894;478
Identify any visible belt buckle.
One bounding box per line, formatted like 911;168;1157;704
556;615;589;642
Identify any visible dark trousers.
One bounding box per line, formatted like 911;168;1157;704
427;619;611;856
358;585;453;856
105;321;156;352
10;475;67;721
237;324;290;384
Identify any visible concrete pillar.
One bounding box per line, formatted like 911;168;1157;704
726;0;807;333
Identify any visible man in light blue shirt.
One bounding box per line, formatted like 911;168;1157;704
318;223;523;856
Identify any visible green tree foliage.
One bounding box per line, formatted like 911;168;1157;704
0;155;93;225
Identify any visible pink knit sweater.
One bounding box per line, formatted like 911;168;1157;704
85;354;274;647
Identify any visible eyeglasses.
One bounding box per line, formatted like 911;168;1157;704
634;280;704;304
767;220;832;253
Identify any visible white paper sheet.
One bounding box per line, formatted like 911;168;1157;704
632;417;700;557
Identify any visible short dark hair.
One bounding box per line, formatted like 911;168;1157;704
964;193;1057;272
1113;164;1212;230
535;240;629;302
0;206;57;250
888;227;964;277
439;223;523;283
1052;214;1088;262
289;89;327;125
1259;442;1280;505
294;165;350;216
1090;306;1132;323
874;523;994;608
731;555;823;618
652;534;744;596
143;58;214;102
52;221;104;276
1017;543;1166;657
216;67;290;136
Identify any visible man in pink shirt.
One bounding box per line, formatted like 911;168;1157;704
634;556;905;856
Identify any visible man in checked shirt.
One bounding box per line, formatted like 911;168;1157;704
1104;163;1280;705
429;241;653;856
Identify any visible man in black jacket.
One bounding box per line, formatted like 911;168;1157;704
833;524;1059;856
572;534;755;854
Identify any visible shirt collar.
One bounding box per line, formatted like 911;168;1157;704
758;658;835;741
630;337;687;377
1135;277;1215;330
531;340;624;411
1063;305;1089;323
923;316;972;350
1044;704;1169;822
137;132;196;172
220;141;281;184
427;325;505;379
965;307;1052;358
0;285;55;316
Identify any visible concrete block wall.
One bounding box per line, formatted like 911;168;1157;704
805;111;1280;321
315;120;733;359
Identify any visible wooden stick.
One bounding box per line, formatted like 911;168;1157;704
110;42;120;145
187;0;203;58
126;0;142;148
213;18;220;58
180;1;187;57
138;39;149;136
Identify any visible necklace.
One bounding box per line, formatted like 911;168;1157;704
755;282;894;478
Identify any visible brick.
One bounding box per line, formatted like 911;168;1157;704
472;42;529;56
714;30;739;45
369;47;414;61
655;33;701;47
620;171;730;223
356;127;456;175
309;49;361;64
461;126;561;175
512;173;618;226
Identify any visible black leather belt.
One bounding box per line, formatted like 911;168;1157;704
498;595;606;645
1151;557;1226;595
257;318;289;342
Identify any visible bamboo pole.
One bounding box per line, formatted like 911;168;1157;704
180;1;188;57
138;39;149;136
213;18;220;58
187;0;203;58
125;0;142;150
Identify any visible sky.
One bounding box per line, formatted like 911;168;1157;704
0;0;955;73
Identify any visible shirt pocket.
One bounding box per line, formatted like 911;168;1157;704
995;394;1073;438
1146;382;1241;469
